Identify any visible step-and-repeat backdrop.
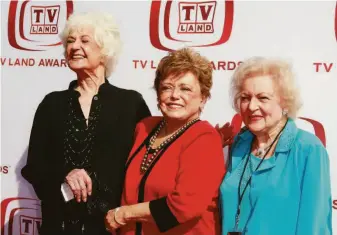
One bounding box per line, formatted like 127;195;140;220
1;1;336;234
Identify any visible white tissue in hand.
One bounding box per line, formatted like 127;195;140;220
61;183;74;202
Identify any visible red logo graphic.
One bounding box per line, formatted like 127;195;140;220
230;114;326;146
8;0;73;51
150;0;234;51
178;1;216;34
30;5;60;35
20;215;42;235
1;198;41;235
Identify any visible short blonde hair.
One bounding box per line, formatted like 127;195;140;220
230;57;302;118
154;48;213;100
60;12;122;77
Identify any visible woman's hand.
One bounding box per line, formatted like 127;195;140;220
215;122;234;147
105;207;128;232
65;169;92;203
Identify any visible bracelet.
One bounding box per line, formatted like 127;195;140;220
114;207;127;226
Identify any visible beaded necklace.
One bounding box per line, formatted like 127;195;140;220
140;118;200;173
64;95;101;169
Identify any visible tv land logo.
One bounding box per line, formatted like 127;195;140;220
178;1;216;34
149;0;234;51
1;198;41;235
30;6;60;35
8;0;73;51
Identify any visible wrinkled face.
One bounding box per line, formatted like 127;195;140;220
66;27;104;73
158;72;205;123
239;75;284;135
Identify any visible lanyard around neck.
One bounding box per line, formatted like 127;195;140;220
234;120;288;230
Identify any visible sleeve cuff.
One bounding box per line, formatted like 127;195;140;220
149;197;180;232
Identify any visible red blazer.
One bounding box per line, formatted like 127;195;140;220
120;116;225;235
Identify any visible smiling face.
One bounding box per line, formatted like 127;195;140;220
66;27;104;74
158;72;206;123
239;75;284;135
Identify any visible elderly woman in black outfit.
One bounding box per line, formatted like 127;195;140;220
21;12;150;235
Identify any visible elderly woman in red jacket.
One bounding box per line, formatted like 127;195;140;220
105;48;226;235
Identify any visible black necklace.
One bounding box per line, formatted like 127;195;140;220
232;119;288;233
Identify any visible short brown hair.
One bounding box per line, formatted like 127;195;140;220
154;48;213;99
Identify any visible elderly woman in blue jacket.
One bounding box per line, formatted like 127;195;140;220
219;57;332;235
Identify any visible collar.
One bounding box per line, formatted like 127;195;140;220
230;119;297;173
237;118;298;153
68;78;111;97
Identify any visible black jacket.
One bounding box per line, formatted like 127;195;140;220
21;80;151;234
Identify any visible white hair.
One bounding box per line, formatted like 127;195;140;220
60;12;122;77
230;57;302;119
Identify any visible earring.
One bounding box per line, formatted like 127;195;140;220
157;103;160;110
199;107;203;113
282;109;288;116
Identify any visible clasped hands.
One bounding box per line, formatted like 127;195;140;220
65;169;128;233
65;168;92;203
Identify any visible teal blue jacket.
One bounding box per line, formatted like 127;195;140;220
219;119;332;235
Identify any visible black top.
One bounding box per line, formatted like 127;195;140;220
21;79;151;235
